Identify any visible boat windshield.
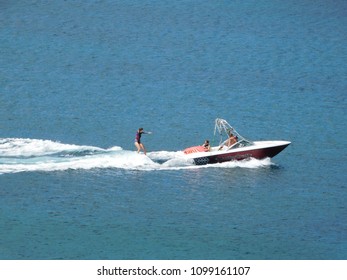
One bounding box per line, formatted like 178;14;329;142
214;118;253;148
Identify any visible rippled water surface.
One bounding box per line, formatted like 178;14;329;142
1;0;346;259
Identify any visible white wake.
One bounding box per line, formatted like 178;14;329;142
0;138;273;174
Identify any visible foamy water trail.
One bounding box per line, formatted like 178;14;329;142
0;138;105;157
0;138;273;174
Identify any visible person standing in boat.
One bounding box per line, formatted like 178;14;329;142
135;127;151;155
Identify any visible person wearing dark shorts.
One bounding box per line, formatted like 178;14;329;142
135;127;147;155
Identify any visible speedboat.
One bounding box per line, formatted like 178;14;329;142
184;118;290;165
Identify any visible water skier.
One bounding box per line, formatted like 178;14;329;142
135;127;151;155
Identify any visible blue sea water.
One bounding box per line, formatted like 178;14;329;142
1;0;346;259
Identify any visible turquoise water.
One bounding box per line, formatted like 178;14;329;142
1;0;346;259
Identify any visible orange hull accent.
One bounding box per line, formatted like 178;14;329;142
183;146;208;154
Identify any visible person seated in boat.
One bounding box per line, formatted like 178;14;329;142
202;140;210;151
228;133;238;146
218;132;238;150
